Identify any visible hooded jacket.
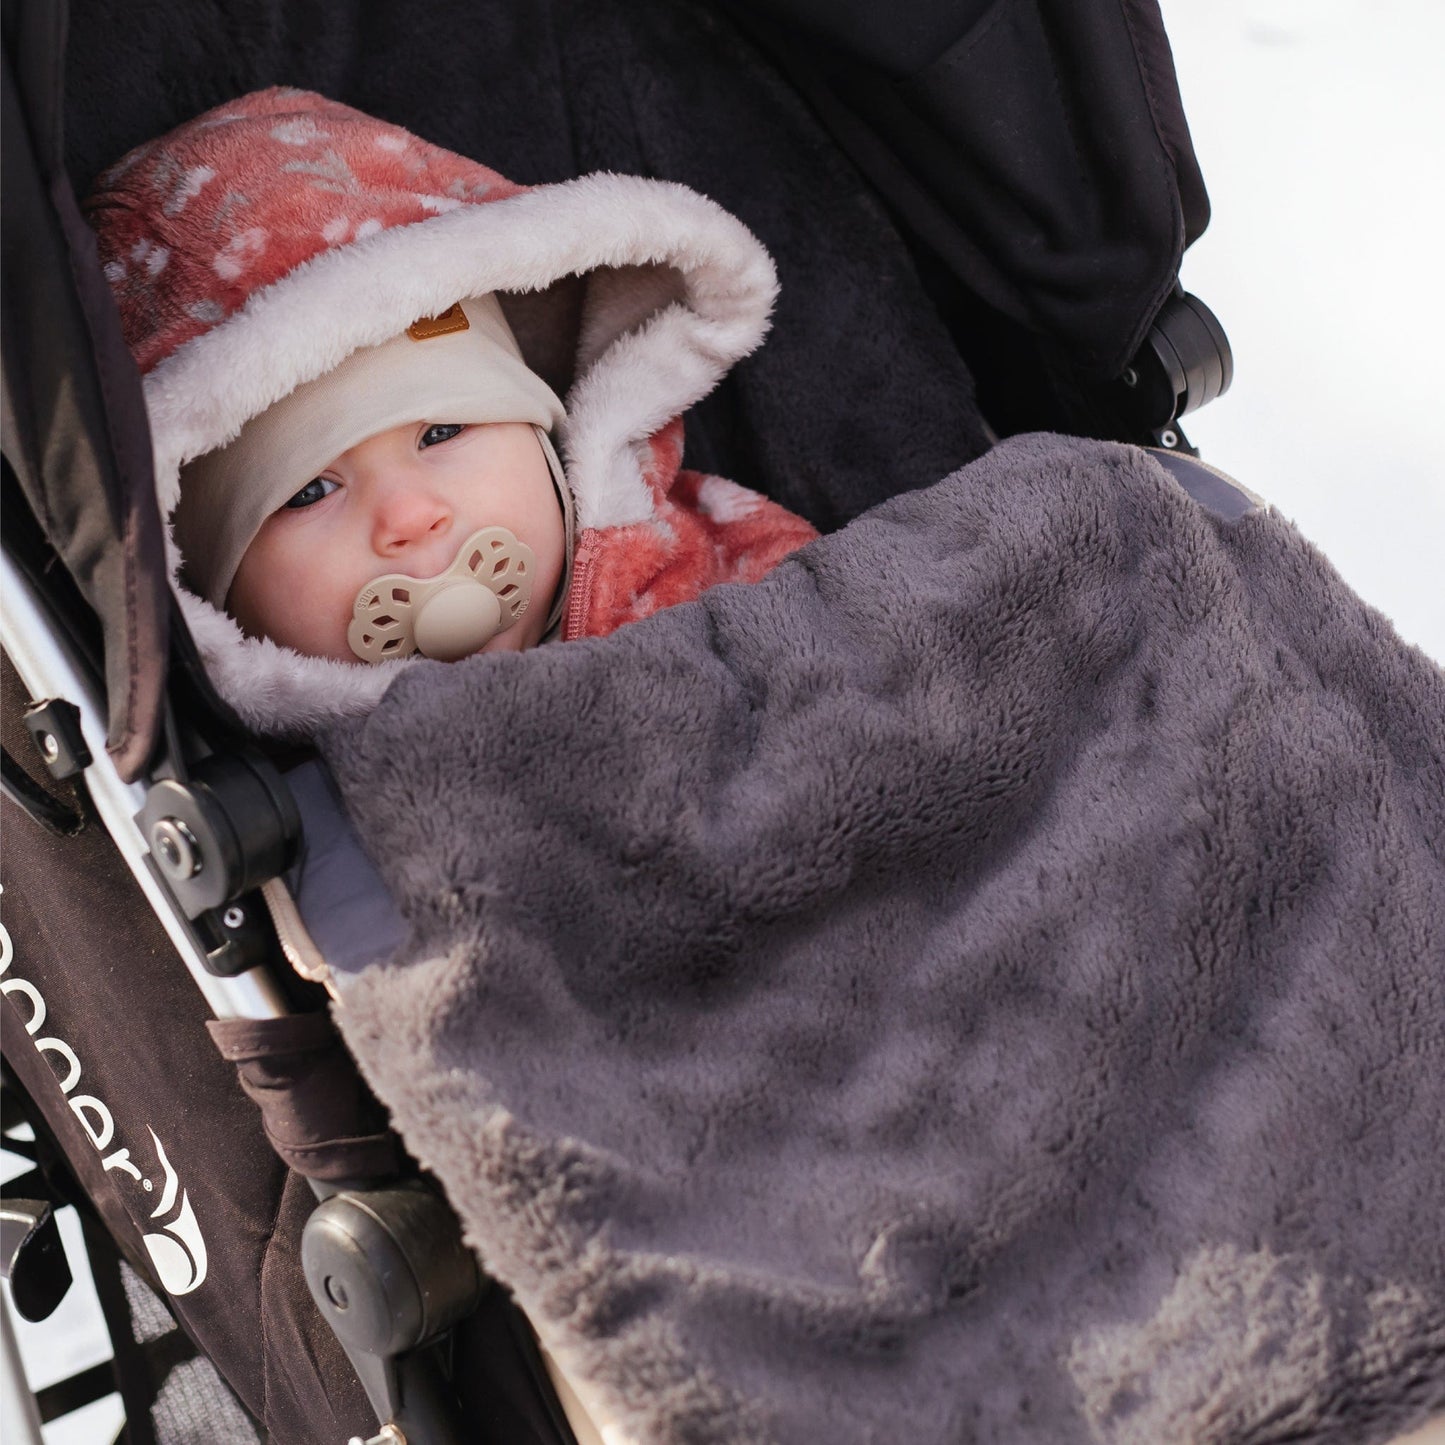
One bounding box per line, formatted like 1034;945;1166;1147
84;87;817;736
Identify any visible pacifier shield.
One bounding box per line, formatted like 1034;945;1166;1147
348;526;535;663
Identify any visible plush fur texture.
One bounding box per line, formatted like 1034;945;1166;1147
84;88;805;734
319;435;1445;1445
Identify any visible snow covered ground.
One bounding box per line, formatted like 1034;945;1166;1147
1159;0;1444;664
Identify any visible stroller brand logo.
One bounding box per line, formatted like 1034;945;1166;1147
1;891;209;1295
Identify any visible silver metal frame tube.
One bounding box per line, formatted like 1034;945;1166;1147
0;544;285;1020
0;1289;46;1445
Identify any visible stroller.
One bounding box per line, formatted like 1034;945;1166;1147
6;2;1441;1443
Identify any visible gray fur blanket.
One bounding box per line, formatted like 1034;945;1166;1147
319;434;1445;1445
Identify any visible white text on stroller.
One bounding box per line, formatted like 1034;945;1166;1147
1;894;209;1295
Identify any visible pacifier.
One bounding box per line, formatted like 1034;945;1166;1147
348;526;535;663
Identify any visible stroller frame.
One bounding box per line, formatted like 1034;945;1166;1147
0;1;1240;1439
0;542;514;1444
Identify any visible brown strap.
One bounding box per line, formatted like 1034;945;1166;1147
206;1013;401;1183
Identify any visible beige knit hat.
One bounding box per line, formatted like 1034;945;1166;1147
173;294;567;607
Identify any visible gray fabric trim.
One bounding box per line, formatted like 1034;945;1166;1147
1149;447;1264;522
284;759;409;979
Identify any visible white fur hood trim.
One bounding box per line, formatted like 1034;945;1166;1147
144;173;778;736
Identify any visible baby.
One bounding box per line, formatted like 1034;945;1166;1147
85;88;817;736
172;293;576;664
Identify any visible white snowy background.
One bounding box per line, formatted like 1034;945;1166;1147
5;4;1443;1441
1161;0;1444;665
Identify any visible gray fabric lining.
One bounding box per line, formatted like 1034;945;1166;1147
317;433;1445;1445
285;759;409;977
1149;447;1263;522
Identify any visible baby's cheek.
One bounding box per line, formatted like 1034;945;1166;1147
296;574;365;661
230;534;357;660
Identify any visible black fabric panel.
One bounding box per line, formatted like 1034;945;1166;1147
452;1297;585;1445
1118;0;1209;244
731;0;1001;75
59;0;990;534
0;653;375;1444
2;653;578;1443
1;2;169;780
726;0;1209;376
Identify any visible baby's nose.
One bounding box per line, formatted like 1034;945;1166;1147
372;483;453;556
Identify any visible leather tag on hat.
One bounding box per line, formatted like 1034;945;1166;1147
407;302;470;341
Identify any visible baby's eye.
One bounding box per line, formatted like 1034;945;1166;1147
420;423;466;448
283;477;340;509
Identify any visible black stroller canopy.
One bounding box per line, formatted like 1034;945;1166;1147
2;0;1209;775
724;0;1209;372
2;1;168;781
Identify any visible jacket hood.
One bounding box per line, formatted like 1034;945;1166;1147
85;87;777;736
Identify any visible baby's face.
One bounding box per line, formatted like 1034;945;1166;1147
227;421;564;661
